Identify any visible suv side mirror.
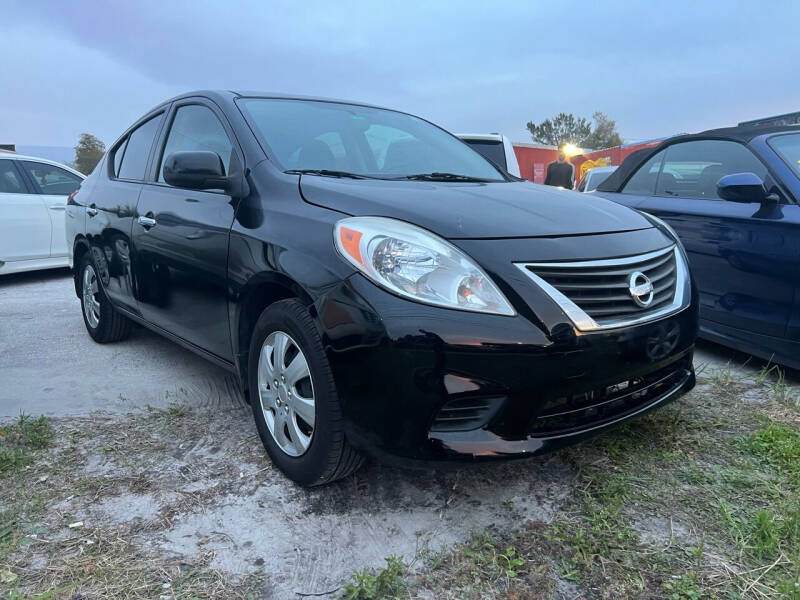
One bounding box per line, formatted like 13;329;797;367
717;172;777;204
163;151;231;192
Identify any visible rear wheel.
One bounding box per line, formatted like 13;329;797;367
248;299;364;486
78;254;132;343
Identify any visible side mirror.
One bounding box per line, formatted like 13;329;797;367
163;151;232;192
717;172;777;204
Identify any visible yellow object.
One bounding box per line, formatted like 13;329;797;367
579;157;612;181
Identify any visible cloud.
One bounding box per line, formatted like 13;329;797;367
2;0;799;146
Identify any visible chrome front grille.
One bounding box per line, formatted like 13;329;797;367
515;246;690;331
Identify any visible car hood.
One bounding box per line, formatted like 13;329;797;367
299;177;652;239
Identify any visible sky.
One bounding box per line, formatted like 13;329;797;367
2;0;799;151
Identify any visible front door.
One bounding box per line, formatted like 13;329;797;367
86;111;165;314
131;100;239;361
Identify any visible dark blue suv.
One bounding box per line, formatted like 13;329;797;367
596;125;800;369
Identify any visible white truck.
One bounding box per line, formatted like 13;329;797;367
457;133;521;177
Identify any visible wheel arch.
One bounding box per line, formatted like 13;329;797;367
233;271;317;393
72;236;91;298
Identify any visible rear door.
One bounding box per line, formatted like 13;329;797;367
0;159;51;263
131;99;239;360
86;111;166;314
18;160;83;258
631;139;793;340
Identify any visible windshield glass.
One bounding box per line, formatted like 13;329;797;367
238;98;505;181
768;133;800;178
585;168;615;191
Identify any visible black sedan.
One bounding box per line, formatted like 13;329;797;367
67;91;698;485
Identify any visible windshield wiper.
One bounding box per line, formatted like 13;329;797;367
396;172;491;182
286;169;370;180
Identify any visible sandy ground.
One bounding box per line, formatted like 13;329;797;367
0;269;242;419
0;268;784;598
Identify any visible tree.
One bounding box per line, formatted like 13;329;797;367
526;111;623;150
526;113;590;148
581;112;623;150
73;133;106;175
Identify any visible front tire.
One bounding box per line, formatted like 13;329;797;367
78;254;132;343
248;299;363;486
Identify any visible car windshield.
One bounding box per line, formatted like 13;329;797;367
768;133;800;179
238;98;506;181
586;168;615;191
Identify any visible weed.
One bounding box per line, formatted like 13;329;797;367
342;555;407;600
709;361;738;392
749;509;779;560
663;572;702;600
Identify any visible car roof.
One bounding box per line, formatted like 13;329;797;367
155;90;389;111
693;123;800;143
457;134;504;142
586;166;617;174
0;153;85;178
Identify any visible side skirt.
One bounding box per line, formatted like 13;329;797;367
115;305;239;374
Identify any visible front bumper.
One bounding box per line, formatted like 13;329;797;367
316;266;698;463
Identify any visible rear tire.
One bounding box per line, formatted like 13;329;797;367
78;253;132;343
248;299;364;486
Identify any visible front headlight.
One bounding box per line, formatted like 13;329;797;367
334;216;515;316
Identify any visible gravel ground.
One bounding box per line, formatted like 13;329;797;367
1;269;796;599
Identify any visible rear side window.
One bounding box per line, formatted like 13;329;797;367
117;114;163;181
158;105;233;182
20;161;82;195
622;150;665;195
462;140;507;170
655;140;766;200
0;160;25;194
112;137;129;177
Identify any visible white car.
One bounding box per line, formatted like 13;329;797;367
0;154;84;275
577;165;617;193
457;133;521;177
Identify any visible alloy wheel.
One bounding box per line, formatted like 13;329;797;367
82;264;101;328
257;331;315;457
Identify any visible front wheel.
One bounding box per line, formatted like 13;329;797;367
78;254;132;343
248;299;363;486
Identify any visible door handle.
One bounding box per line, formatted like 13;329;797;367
86;206;98;217
138;215;157;229
49;206;66;211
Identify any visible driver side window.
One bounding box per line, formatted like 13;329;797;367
655;140;767;200
158;105;233;183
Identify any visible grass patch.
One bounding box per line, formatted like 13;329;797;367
748;422;800;487
0;415;53;474
365;362;800;598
